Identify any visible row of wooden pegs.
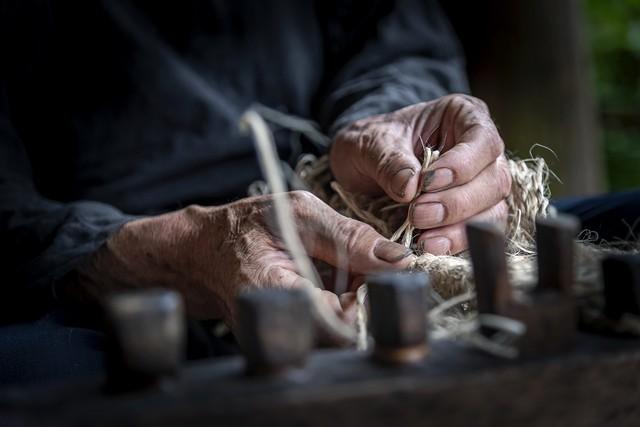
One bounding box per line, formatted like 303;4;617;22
101;214;640;391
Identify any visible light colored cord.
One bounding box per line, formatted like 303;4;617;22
389;147;440;247
252;103;331;148
239;109;356;344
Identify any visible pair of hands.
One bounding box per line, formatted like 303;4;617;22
79;94;511;332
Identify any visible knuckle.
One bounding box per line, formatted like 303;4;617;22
263;266;289;288
444;94;492;123
347;126;392;176
288;189;315;202
342;119;413;182
288;189;320;207
445;93;472;106
357;131;374;151
235;229;268;260
183;204;204;216
252;263;278;288
375;148;411;179
441;94;472;116
464;94;490;112
444;94;488;113
356;129;380;164
181;204;209;225
287;190;323;222
468;95;489;112
338;220;376;255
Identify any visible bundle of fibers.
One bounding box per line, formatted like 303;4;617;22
297;152;560;299
243;104;638;353
296;151;637;351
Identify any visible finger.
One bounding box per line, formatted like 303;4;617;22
339;291;357;309
262;266;354;346
416;200;509;255
317;288;343;314
328;266;350;295
245;261;344;315
329;268;360;296
308;287;358;347
338;291;358;326
411;156;511;229
422;98;504;193
331;125;422;203
291;191;415;273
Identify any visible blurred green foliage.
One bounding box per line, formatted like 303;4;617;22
586;0;640;190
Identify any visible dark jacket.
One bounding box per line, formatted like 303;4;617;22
0;0;468;320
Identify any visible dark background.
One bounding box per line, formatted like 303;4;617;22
443;0;639;197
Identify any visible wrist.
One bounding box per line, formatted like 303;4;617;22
71;206;221;316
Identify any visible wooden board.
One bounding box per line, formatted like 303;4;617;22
2;333;639;427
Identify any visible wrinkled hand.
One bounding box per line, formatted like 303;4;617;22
330;94;511;255
75;191;412;331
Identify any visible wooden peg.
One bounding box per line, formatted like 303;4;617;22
103;289;185;390
602;254;640;320
536;214;580;293
236;288;314;376
367;271;429;364
506;214;580;356
466;221;511;318
507;291;576;357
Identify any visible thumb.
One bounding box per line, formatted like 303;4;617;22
331;127;422;204
370;141;423;203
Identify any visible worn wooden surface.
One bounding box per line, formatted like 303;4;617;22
1;332;639;427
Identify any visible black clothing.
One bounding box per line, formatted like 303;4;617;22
0;0;468;321
553;189;640;242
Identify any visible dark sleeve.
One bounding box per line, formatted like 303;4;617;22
0;85;135;320
317;0;469;135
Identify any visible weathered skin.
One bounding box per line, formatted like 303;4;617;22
71;94;508;336
331;94;511;255
73;191;412;332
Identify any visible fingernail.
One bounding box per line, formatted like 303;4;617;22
374;240;413;263
423;168;453;192
420;237;451;255
391;168;415;198
412;203;445;228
